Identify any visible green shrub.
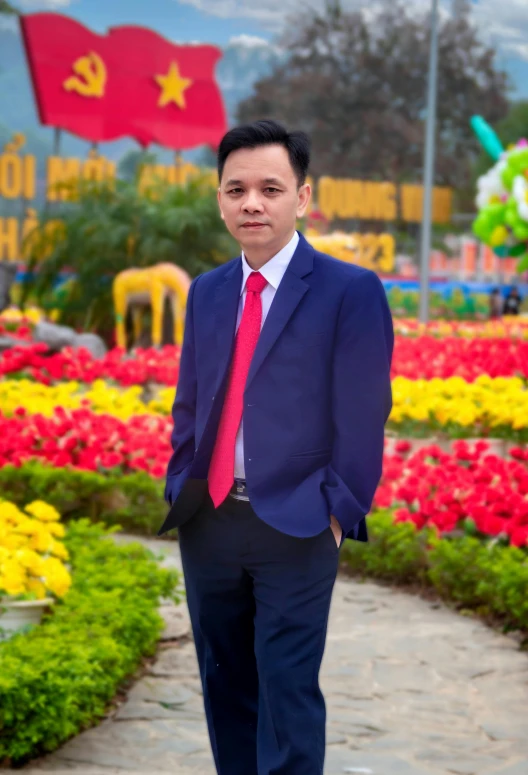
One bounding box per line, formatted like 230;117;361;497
0;519;181;765
343;510;432;584
342;513;528;633
0;461;165;535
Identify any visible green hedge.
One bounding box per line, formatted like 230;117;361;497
0;519;181;765
0;462;165;535
342;511;528;633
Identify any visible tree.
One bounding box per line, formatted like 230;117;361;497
0;1;18;14
237;0;509;190
117;149;158;181
21;177;237;339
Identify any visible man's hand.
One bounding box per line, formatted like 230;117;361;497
330;514;342;548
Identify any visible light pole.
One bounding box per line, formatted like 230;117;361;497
419;0;440;323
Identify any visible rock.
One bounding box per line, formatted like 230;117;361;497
34;320;76;350
32;322;107;358
73;332;108;359
0;335;33;351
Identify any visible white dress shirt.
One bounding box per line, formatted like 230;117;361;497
233;230;299;479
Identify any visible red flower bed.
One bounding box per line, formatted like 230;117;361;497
391;336;528;381
0;344;181;386
0;321;33;342
375;440;528;547
0;407;172;478
2;335;527;385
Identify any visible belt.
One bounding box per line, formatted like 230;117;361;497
229;479;250;501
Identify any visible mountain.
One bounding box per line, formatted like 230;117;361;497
0;26;280;163
216;34;281;120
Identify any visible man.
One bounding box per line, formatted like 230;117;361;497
158;119;394;775
503;285;523;316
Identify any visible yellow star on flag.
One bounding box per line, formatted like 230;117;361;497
155;62;193;109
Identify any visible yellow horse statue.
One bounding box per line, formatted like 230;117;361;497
112;263;191;349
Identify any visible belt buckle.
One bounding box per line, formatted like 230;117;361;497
232;479;250;502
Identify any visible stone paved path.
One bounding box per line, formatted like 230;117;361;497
23;534;528;775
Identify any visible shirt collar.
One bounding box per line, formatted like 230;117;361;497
240;231;299;294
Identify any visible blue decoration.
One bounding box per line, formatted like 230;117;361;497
470;115;504;161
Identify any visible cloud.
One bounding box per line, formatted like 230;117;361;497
471;0;528;62
178;0;528;61
228;33;270;48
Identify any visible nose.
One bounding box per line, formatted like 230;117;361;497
243;189;264;213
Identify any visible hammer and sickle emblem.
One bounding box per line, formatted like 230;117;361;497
63;51;107;98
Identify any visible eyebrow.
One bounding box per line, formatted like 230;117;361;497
224;177;285;187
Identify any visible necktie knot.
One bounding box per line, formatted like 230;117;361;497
246;271;267;295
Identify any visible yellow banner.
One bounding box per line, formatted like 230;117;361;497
0;133;453;261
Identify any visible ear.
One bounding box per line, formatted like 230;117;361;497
217;187;225;220
296;183;312;219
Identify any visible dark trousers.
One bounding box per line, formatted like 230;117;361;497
178;493;340;775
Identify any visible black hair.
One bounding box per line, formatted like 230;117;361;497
217;119;310;187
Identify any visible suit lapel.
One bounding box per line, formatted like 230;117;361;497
213;259;242;392
246;233;314;390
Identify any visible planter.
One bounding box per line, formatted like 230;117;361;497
0;597;54;641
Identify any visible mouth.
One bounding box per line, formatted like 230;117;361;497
241;222;267;230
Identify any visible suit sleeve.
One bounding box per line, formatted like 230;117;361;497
323;270;394;538
164;275;200;503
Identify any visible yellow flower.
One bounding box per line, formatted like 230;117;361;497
0;499;71;600
13;548;44;573
389;375;528;433
0;501;25;526
41;556;72;598
24;501;61;522
49;539;69;561
26;578;47;599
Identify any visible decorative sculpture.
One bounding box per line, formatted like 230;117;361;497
112;263;191;349
471;115;528;273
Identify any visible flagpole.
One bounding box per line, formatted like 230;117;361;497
418;0;439;324
53;127;62;156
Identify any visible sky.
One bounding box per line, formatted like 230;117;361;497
4;0;528;97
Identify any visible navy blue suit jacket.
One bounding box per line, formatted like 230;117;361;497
158;232;394;542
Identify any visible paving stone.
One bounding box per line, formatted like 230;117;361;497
126;677;194;705
484;763;528;775
114;701;192;721
159;605;191;640
325;749;434;774
148;643;199;677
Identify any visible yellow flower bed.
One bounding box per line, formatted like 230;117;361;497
2;375;528;433
394;317;528;339
0;306;44;324
0;379;174;420
0;500;72;601
391;375;528;430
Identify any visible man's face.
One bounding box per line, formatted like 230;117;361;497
218;144;311;256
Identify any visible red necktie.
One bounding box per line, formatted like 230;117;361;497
208;271;268;507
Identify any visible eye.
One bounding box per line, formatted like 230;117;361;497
264;187;280;194
227;187;243;194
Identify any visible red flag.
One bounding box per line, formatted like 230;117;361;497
20;13;118;142
105;26;227;149
20;13;227;149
